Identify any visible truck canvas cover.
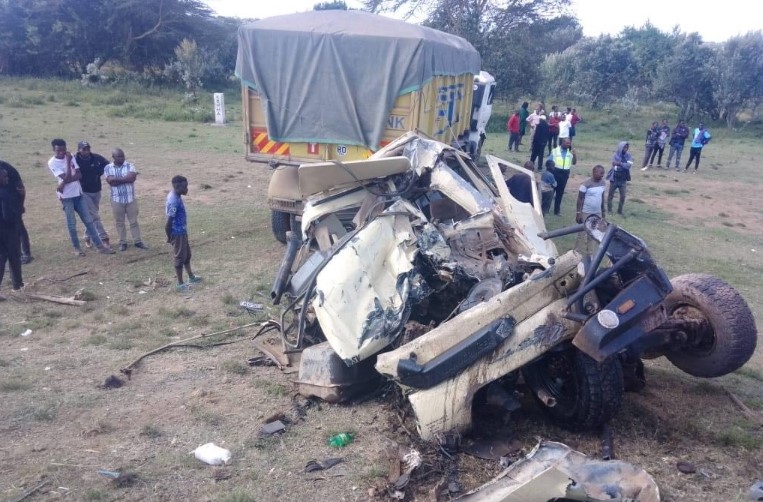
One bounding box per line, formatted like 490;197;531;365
235;10;481;150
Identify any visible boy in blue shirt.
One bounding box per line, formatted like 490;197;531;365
165;175;202;291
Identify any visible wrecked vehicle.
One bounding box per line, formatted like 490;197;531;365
271;131;758;440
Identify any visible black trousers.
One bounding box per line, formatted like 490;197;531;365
685;147;702;170
0;225;23;290
18;216;30;257
553;169;571;215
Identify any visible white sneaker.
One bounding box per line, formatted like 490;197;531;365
641;166;649;171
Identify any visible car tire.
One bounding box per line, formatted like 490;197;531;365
271;210;291;244
522;347;624;431
664;273;757;378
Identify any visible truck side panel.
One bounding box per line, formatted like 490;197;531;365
244;73;475;166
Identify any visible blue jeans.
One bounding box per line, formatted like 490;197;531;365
666;143;684;169
62;195;103;250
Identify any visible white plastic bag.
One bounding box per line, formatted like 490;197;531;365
192;443;231;465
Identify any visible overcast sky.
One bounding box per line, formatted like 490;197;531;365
202;0;758;43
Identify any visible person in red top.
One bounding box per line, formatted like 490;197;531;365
507;110;520;152
546;107;560;155
569;107;581;141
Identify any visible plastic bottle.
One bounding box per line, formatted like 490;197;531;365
327;433;354;448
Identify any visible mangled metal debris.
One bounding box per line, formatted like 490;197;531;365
456;441;660;502
266;131;757;442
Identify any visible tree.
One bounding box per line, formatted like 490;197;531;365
713;31;763;129
314;1;349;9
619;22;676;96
373;0;577;98
541;35;637;109
653;32;717;121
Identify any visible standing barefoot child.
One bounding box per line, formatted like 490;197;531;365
165;175;202;291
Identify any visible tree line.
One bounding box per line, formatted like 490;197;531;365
2;0;761;128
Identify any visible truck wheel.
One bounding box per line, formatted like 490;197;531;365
522;347;623;431
664;274;757;378
271;210;291;244
289;214;303;241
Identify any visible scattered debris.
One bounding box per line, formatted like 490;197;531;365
253;339;289;369
259;420;286;436
327;433;354;448
97;469;121;479
192;443;232;466
724;387;763;426
240;301;264;313
23;292;86;306
676;461;697;474
304;457;343;472
456;441;660;502
99;375;124;389
9;480;49;502
118;321;262;379
747;480;763;501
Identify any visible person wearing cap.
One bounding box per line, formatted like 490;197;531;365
684;123;711;173
75;141;110;248
104;148;148;251
47;139;115;256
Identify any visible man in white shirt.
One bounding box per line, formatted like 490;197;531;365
574;165;606;255
48;139;115;256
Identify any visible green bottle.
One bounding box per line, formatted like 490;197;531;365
327;433;354;448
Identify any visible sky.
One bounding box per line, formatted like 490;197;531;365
202;0;758;43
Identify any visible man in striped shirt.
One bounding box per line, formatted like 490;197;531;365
105;148;148;252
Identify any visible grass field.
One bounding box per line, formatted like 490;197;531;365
0;78;761;501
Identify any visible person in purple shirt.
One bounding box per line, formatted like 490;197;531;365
666;120;690;171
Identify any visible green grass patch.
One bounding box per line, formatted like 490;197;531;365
0;377;33;392
222;359;248;375
83;334;108;346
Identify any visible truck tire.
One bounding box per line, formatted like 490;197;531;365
522;347;623;431
289;214;303;241
271;210;291;244
664;273;757;378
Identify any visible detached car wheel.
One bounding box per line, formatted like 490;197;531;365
664;273;757;378
271;210;291;244
522;347;624;431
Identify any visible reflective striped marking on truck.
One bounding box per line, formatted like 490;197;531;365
252;128;290;156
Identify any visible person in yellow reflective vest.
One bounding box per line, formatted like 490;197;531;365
546;138;577;215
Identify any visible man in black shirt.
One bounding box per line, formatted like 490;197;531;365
75;141;110;247
0;166;24;296
0;160;32;264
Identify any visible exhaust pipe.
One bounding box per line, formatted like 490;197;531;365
536;389;557;408
271;231;301;305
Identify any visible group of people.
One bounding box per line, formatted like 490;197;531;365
506;103;581;166
0;140;202;298
503;107;716;255
640;120;712;173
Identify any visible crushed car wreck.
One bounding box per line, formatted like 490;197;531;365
271;132;758;440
